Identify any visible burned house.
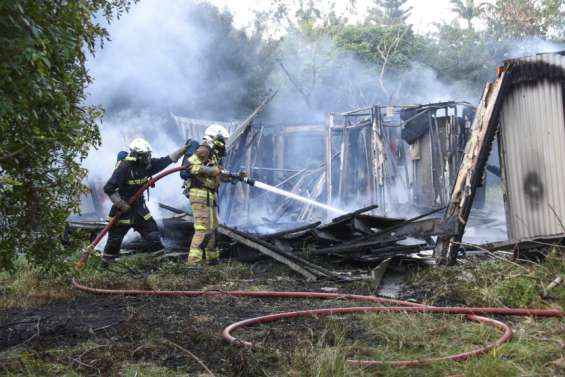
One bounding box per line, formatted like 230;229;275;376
400;103;476;209
327;103;477;213
217;101;477;230
221;121;328;227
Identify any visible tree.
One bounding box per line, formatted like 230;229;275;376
0;0;134;271
481;0;547;38
449;0;483;30
335;23;424;103
420;22;492;94
368;0;412;26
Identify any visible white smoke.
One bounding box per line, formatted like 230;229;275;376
81;0;565;242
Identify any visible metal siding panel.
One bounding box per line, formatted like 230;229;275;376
499;53;565;239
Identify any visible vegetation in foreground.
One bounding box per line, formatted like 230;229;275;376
0;250;563;376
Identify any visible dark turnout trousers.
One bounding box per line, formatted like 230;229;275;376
103;210;163;259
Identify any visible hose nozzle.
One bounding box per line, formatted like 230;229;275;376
242;177;255;186
222;170;255;186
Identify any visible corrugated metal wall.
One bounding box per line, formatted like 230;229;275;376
499;52;565;239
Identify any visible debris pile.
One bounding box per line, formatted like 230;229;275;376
216;205;458;281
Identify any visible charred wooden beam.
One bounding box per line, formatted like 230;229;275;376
311;228;346;243
352;217;374;235
434;68;512;265
478;233;565;252
330;204;379;223
158;202;191;216
331;207;446;249
310;236;404;255
227;90;277;151
217;225;317;281
261;221;322;240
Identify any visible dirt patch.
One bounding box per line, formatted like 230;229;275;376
0;264;382;376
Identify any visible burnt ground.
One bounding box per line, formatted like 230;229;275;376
0;261;391;376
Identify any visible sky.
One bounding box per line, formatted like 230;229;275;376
207;0;461;33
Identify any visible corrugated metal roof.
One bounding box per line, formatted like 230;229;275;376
499;52;565;239
170;113;238;142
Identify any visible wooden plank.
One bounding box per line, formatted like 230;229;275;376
330;204;379;223
310;236;403;255
330;207;447;249
434;69;512;265
325;113;334;213
226;90;277;151
311;228;346;243
261;221;322;240
371;257;392;290
217;225;317;281
352;217;374;235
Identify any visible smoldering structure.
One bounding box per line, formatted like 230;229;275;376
435;51;565;264
218;101;477;227
70;51;565;275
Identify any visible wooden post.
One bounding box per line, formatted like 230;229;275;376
434;69;511;265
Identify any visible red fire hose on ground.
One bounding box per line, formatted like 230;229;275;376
71;165;564;368
71;279;563;368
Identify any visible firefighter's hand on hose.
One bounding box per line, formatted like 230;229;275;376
201;166;221;177
238;170;247;180
109;192;131;212
169;144;189;162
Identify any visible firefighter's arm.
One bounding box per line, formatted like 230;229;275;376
148;156;173;175
103;163;130;211
189;147;221;177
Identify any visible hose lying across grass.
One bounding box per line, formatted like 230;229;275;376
72;164;564;368
71;278;563;368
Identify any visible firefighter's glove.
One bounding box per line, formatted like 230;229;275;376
169;145;188;163
109;192;131;212
238;170;247;180
201;166;221;177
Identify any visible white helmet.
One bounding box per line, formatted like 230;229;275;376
203;124;230;143
129;138;152;154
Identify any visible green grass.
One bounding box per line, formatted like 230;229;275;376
1;250;563;377
0;253;256;310
276;251;565;377
408;249;565;309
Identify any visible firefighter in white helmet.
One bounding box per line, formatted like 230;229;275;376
102;138;188;263
182;124;244;265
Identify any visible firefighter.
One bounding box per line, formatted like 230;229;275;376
183;124;242;265
102;138;187;263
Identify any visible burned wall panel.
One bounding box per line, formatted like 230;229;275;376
499;52;565;239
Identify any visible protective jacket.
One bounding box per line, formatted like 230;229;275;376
103;155;172;219
183;144;222;192
182;144;225;264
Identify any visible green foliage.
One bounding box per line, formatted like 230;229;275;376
335;24;418;69
481;0;561;39
449;0;483;30
0;0;133;272
369;0;412;26
420;23;492;94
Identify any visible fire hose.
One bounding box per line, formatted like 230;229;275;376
71;278;563;368
74;165;253;271
71;165;564;368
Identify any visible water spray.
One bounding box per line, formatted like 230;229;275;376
222;170;345;215
253;181;345;215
